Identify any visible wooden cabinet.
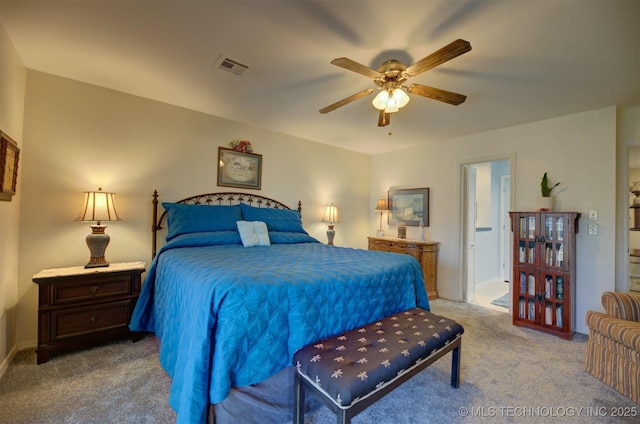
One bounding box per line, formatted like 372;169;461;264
368;236;439;300
32;261;145;364
509;212;579;340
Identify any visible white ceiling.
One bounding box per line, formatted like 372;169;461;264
1;0;639;155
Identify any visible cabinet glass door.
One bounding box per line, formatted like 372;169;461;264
542;272;566;330
517;270;537;322
543;214;566;271
516;215;536;266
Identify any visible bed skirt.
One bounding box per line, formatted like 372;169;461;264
210;367;321;424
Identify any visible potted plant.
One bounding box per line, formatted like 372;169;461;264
536;172;560;211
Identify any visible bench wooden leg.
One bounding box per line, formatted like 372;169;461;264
450;340;461;388
293;370;305;424
337;409;351;424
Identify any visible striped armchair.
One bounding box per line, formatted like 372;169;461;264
585;292;640;403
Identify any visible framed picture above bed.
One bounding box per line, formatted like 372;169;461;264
388;187;429;227
217;147;262;190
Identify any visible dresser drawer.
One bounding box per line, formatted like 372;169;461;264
50;300;131;341
369;238;420;253
369;239;395;249
51;276;132;305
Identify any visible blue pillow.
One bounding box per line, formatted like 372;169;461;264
162;202;242;241
269;232;320;244
165;231;242;247
239;203;307;233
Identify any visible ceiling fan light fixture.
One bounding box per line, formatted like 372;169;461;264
321;39;471;125
372;88;409;113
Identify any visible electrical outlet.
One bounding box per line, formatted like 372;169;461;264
588;209;598;221
588;223;598;236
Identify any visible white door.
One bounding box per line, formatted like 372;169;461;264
463;165;477;302
500;175;511;282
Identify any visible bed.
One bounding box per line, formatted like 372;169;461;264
129;191;430;424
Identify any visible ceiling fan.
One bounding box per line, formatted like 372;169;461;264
319;39;471;127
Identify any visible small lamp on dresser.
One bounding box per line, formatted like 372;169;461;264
79;187;120;268
322;203;339;245
374;197;389;237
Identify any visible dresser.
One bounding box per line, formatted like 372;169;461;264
32;261;145;364
367;237;439;300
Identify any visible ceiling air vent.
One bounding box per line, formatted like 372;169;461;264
214;56;249;76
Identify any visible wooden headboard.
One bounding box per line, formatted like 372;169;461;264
151;190;302;257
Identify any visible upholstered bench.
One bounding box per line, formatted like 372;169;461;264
293;308;464;424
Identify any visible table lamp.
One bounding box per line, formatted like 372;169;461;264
374;197;389;237
322;203;339;245
80;187;120;268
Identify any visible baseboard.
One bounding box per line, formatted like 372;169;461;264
0;344;18;381
476;277;503;288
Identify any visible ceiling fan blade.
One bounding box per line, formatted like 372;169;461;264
378;110;391;127
406;84;467;105
330;57;382;79
319;88;374;114
405;39;471;77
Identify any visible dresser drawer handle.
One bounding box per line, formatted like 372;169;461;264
89;316;97;323
89;286;99;294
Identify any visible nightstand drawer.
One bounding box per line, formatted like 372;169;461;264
52;276;132;305
51;300;131;340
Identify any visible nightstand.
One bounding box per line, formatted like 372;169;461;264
368;237;439;300
32;261;145;364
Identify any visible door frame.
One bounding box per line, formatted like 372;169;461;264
500;175;511;282
459;153;516;303
618;140;640;292
462;164;477;303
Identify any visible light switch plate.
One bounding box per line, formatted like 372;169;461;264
588;209;598;221
588;223;598;235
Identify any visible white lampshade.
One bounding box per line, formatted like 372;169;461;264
322;203;339;225
391;88;410;108
372;90;389;110
80;188;120;224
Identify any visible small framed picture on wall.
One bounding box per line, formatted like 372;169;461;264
217;147;262;190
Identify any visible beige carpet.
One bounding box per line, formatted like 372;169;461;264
1;299;638;423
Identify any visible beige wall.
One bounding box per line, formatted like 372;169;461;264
0;25;26;375
16;70;370;349
371;107;618;334
5;51;638;354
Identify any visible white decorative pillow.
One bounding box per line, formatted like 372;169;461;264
237;221;271;247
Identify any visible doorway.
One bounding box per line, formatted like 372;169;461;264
627;145;640;292
461;157;513;313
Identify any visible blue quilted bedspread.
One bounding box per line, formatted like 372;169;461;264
130;232;429;424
